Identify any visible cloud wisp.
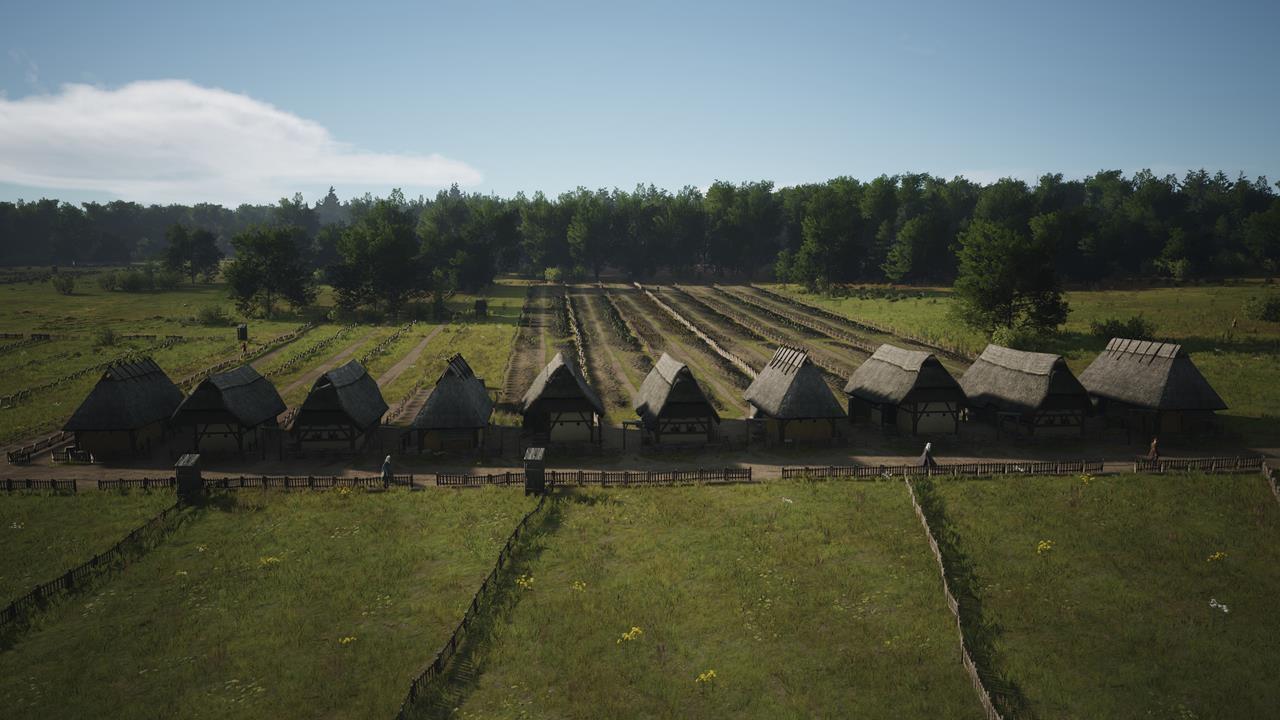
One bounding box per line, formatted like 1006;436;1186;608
0;79;482;204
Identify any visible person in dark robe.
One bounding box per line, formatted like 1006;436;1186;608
1147;437;1159;461
381;454;393;486
919;442;937;467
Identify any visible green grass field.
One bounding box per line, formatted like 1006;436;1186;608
767;282;1280;443
934;473;1280;719
0;491;174;602
0;488;535;720
439;483;981;719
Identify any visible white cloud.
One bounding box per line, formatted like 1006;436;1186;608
0;79;482;204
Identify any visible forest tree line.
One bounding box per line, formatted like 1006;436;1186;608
2;170;1279;297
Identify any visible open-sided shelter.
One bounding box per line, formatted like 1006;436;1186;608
633;353;720;443
520;352;605;444
293;360;388;448
959;344;1090;436
1078;338;1226;438
411;354;493;451
63;357;183;458
844;344;964;434
171;364;285;456
744;346;844;443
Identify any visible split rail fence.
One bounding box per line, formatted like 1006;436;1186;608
1134;455;1264;473
0;336;185;408
436;467;752;487
6;430;74;465
0;500;185;632
1;477;76;492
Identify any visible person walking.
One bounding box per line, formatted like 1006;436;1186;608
1147;437;1160;462
381;454;393;487
919;442;937;468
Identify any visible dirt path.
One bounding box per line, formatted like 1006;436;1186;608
279;329;375;399
377;325;446;388
577;288;640;402
501;285;549;407
613;289;746;418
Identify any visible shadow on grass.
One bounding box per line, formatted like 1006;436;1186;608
406;492;569;720
912;478;1036;719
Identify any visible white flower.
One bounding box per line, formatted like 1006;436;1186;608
1209;598;1230;614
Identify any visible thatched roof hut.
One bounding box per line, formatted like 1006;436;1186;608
1079;338;1226;411
635;354;719;427
521;352;605;417
744;347;843;420
959;345;1090;433
296;360;388;433
413;354;493;431
172;365;285;429
844;345;962;407
64;358;183;433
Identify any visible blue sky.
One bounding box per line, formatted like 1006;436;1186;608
2;0;1277;205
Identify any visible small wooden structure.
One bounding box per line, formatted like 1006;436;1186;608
411;354;493;452
520;352;605;444
1078;338;1226;439
171;365;285;456
63;357;184;458
292;360;388;449
844;344;964;434
743;346;844;443
959;344;1091;436
633;353;720;444
474;299;488;318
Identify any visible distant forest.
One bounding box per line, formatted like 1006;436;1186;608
2;170;1278;288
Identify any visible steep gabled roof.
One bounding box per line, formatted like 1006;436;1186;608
959;344;1090;414
298;359;388;430
64;357;184;431
173;364;285;427
1079;338;1226;411
744;346;844;420
844;344;963;406
412;354;494;430
634;353;720;427
520;352;605;416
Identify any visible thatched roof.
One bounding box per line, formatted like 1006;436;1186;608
412;354;493;430
64;357;184;432
634;353;720;427
172;364;285;428
520;352;605;416
744;346;844;420
844;344;964;406
1079;338;1226;411
297;360;388;430
959;344;1090;414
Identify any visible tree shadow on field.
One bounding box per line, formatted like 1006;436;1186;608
407;494;568;720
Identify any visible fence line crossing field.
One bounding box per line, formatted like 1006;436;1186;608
0;489;536;720
436;482;984;719
0;490;174;603
934;472;1280;719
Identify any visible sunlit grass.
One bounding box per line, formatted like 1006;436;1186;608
935;473;1280;719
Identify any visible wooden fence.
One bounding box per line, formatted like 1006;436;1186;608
564;292;590;374
6;430;73;465
265;324;355;378
0;334;52;357
782;459;1105;480
176;322;314;389
0;500;185;632
95;474;415;490
435;467;753;487
636;283;756;380
359;320;416;365
0;336;185;408
395;493;549;718
1;478;77;492
97;477;177;490
903;479;1005;720
1134;455;1264;474
711;285;880;356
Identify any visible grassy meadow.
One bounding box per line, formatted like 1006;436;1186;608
0;488;535;720
767;282;1280;443
0;491;174;602
436;483;982;719
934;473;1280;719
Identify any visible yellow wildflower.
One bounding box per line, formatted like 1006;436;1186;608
259;556;282;566
1036;540;1055;555
515;574;534;590
1207;551;1227;562
616;626;643;644
338;636;357;645
571;580;587;592
696;669;717;684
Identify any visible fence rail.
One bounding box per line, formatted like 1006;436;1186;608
0;500;185;631
6;430;74;465
903;479;1005;720
95;474;416;490
1134;455;1264;473
435;467;753;487
0;336;186;408
636;283;756;380
2;478;77;492
396;493;549;718
782;459;1104;480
